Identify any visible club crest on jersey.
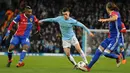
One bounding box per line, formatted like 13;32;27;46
30;18;33;22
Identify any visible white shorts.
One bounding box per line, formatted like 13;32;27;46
62;36;79;48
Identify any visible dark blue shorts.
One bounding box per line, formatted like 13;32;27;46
100;37;120;52
10;35;30;46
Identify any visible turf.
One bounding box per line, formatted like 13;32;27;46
0;55;129;73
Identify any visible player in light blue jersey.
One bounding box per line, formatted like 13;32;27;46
84;2;123;71
39;7;94;69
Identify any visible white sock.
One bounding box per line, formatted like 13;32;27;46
80;50;88;64
68;55;77;65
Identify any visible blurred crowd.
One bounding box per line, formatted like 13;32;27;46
0;0;130;55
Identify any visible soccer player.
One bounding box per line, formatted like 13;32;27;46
39;8;94;69
4;6;40;67
84;2;123;71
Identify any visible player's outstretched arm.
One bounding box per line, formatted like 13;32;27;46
74;21;94;37
33;16;41;36
98;13;118;22
39;17;59;24
34;16;41;31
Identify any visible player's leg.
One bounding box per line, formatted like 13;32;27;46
120;35;126;64
103;39;122;67
62;40;77;68
103;38;120;59
85;46;103;71
85;38;109;71
120;46;126;64
7;36;19;67
16;38;30;67
71;36;88;64
6;44;15;67
64;48;77;65
74;44;88;64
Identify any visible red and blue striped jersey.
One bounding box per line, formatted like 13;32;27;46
8;13;39;37
109;11;122;38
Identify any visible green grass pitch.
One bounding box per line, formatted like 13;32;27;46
0;55;129;73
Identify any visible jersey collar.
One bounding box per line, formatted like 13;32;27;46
24;14;28;18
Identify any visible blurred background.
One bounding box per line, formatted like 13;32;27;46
0;0;130;56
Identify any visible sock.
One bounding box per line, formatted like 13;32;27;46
88;49;102;68
121;48;125;60
67;55;77;65
8;49;13;62
79;50;88;64
121;52;125;60
103;52;118;59
19;50;27;63
8;52;13;62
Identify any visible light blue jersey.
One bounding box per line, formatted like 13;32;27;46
39;16;90;40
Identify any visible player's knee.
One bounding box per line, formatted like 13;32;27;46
22;48;28;52
22;48;28;51
100;42;108;49
22;49;27;52
22;45;29;51
65;52;70;56
63;48;70;56
64;51;70;56
103;49;110;57
8;49;13;52
98;46;104;52
8;45;15;52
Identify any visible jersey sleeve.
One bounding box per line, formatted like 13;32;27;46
120;22;126;33
13;14;20;23
34;16;40;31
8;15;20;31
72;19;91;34
111;11;118;17
39;16;59;23
121;22;126;29
34;16;39;24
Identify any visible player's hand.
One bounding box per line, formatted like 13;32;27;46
98;19;107;23
3;36;9;40
34;31;39;34
3;31;10;40
34;31;42;37
39;21;43;24
89;32;94;37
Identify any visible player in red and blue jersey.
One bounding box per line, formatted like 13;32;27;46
84;2;123;71
4;6;40;67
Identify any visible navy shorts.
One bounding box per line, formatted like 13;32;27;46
10;35;30;46
100;37;120;52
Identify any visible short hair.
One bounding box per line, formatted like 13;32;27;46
62;7;70;12
106;2;119;11
24;6;32;11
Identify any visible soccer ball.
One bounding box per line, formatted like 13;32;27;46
77;61;87;71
